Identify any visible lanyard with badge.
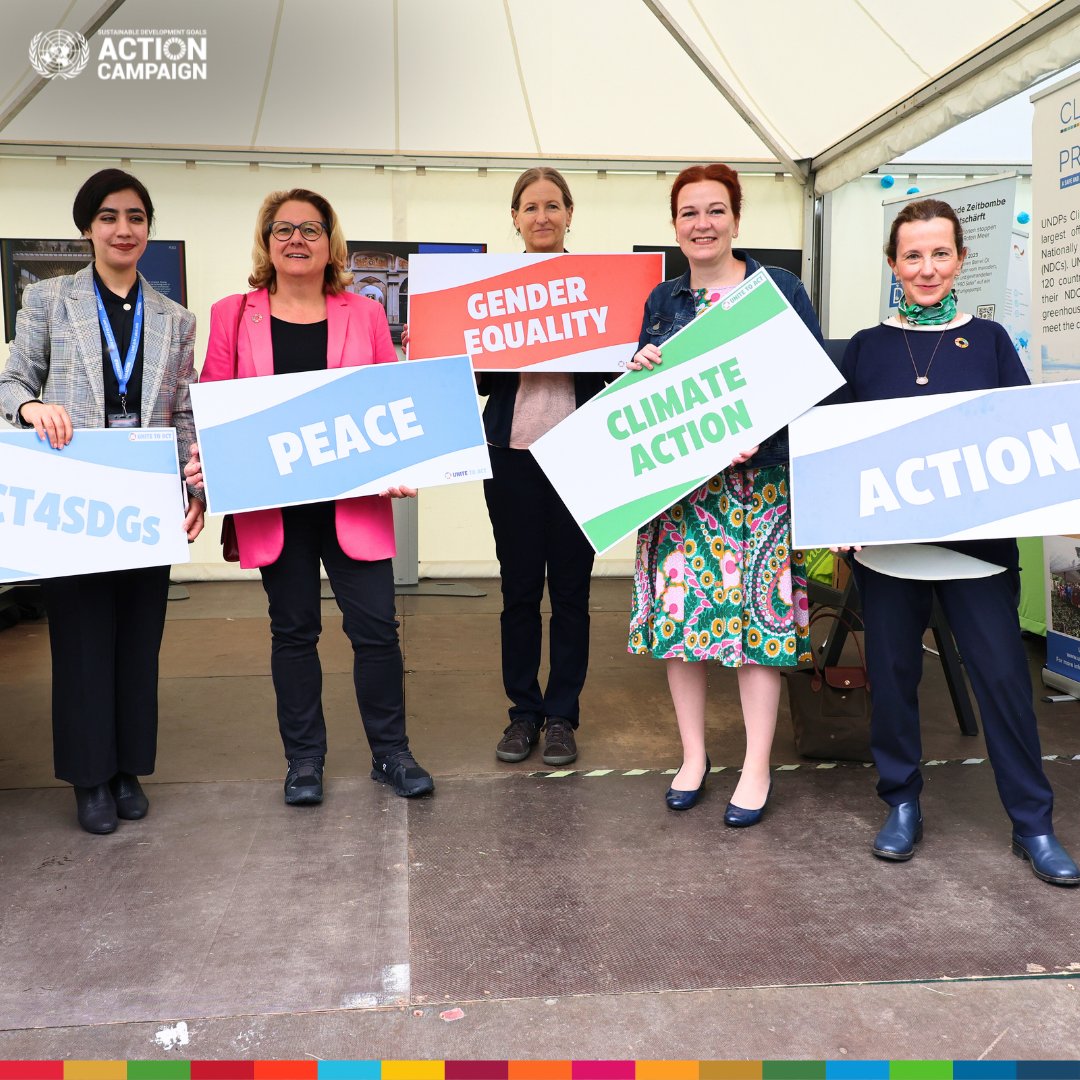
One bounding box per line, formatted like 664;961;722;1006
94;279;143;428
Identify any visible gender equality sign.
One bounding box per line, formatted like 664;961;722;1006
190;356;490;515
406;253;664;371
0;428;189;583
529;270;844;554
789;381;1080;549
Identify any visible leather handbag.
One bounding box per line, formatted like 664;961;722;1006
784;608;872;762
218;294;247;564
220;515;240;562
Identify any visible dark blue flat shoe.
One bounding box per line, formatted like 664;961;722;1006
1012;833;1080;886
873;800;922;860
724;777;772;828
665;756;710;811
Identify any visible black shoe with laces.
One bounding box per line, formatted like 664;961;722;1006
284;757;324;805
496;719;542;762
542;718;578;766
371;749;434;797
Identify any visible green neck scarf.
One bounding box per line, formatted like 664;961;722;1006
898;289;957;326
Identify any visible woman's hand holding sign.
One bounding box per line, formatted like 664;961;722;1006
20;401;73;449
627;344;662;372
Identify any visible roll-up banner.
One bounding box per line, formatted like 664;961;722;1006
1032;72;1080;693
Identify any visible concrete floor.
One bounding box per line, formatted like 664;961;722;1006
0;578;1078;1062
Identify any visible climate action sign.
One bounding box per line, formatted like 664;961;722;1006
530;270;843;553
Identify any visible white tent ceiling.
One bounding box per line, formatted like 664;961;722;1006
1;0;1079;193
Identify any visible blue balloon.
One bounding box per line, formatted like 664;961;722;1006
906;186;920;195
1017;211;1031;224
879;175;895;188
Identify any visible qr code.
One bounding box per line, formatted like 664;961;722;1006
976;304;995;319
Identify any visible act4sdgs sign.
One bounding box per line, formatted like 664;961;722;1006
0;429;189;582
789;382;1080;548
530;270;844;553
407;253;663;371
190;357;489;515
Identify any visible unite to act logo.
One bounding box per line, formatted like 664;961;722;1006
28;29;90;79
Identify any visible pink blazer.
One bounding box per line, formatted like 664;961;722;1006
201;288;398;569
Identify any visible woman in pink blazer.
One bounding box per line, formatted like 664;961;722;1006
190;188;432;804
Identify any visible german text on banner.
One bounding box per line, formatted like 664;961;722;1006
789;381;1080;548
190;356;490;516
406;252;664;371
529;270;844;554
0;428;189;583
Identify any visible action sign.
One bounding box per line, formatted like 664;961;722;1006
789;381;1080;548
529;270;844;554
0;428;189;583
190;356;490;515
406;252;664;371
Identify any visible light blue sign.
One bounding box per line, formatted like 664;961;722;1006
191;356;490;515
0;428;188;582
790;381;1080;548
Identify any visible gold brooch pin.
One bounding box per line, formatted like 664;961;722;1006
955;337;969;349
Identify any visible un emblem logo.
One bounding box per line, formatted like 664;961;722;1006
29;29;90;80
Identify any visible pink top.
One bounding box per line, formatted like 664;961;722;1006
508;371;577;449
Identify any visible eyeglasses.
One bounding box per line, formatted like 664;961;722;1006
269;220;327;241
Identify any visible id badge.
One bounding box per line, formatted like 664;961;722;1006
107;411;140;429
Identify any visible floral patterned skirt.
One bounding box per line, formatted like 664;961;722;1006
627;465;810;666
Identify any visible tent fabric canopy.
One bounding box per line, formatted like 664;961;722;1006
0;0;1076;191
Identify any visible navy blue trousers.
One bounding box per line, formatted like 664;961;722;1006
854;563;1053;836
259;503;407;763
484;445;594;727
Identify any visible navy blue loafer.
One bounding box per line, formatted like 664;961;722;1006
1012;833;1080;886
724;778;772;828
872;800;922;860
665;756;710;811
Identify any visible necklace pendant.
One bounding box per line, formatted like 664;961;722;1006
915;376;929;386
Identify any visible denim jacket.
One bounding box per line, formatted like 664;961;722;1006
637;251;823;469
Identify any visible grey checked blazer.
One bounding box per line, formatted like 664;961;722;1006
0;264;197;472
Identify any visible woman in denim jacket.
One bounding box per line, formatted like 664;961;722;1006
627;164;823;822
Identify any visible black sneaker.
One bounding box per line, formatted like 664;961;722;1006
371;750;434;798
542;719;578;766
495;719;542;762
284;757;324;805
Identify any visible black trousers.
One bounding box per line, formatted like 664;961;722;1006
42;564;170;787
259;503;407;762
854;562;1054;837
483;445;594;728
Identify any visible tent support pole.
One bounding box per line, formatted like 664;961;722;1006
641;0;806;185
802;173;826;329
0;1;130;136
